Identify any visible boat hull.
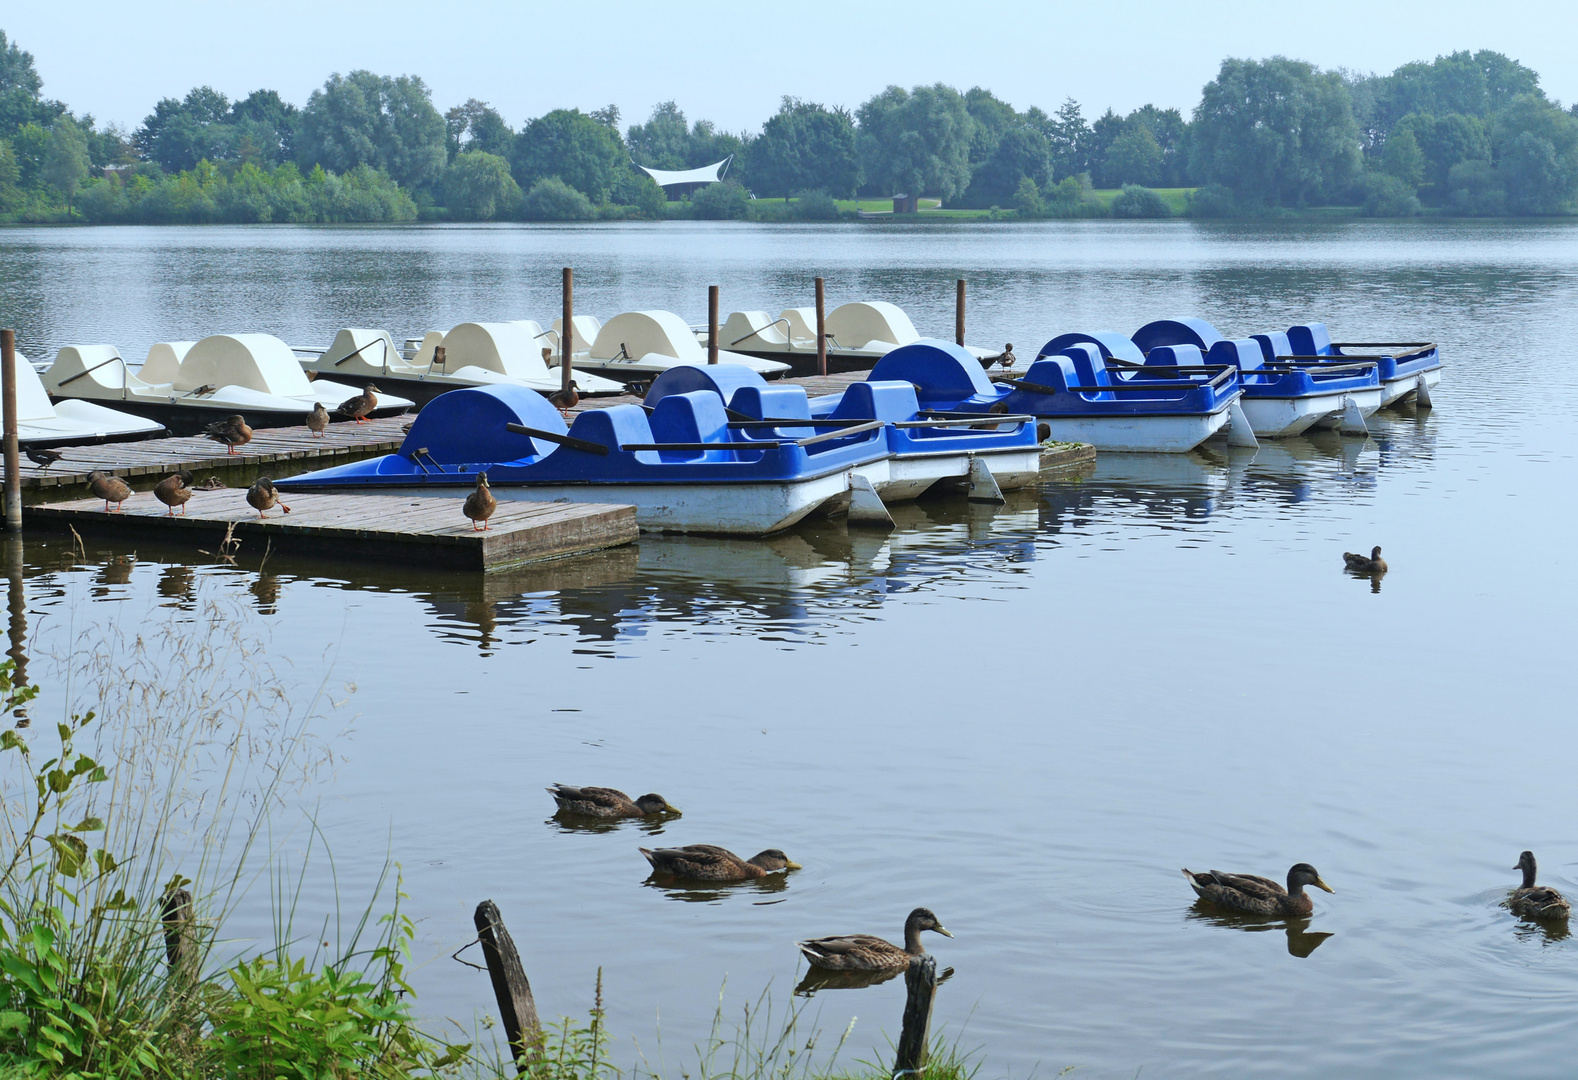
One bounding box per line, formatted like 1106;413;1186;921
1381;365;1443;407
1033;407;1231;453
1306;387;1385;430
1240;388;1380;438
48;396;409;437
880;446;1043;499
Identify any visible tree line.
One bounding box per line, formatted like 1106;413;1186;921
2;27;1575;224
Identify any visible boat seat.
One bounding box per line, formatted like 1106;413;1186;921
645;363;767;408
1021;356;1084;395
567;404;654;453
1287;323;1334;356
1038;331;1147;366
780;307;820;345
868;339;998;408
46;345;156;395
721;311;789;348
1206;339;1265;371
1143;344;1208;370
1131;318;1226;355
1251;331;1294;363
399;384;566;465
732;385;812;420
829;380;920;423
137;342;194;385
649;390;732;461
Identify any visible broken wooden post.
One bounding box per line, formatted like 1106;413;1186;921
561;268;574;395
893;955;937;1077
475;900;541;1068
815;277;827;377
2;329;20;534
161;887;198;986
954;280;966;347
708;285;719;365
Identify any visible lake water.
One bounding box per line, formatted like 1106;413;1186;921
3;218;1578;1078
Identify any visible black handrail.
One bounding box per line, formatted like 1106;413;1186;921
56;354;126;387
729;317;792;348
727;417;871;429
332;335;388;368
1000;376;1226;395
504;422;612;455
892;414;1034;428
619;419;884;453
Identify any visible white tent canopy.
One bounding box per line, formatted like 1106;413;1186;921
637;157;732;188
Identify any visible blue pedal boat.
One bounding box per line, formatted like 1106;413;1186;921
1280;323;1442;408
644;363;1043;501
817;337;1245;454
1131;318;1383;438
275;383;890;535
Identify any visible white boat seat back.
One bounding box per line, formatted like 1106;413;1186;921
410;332;445;367
176;333;313;395
321;328;408;375
139;342;194;385
779;307;819;345
722;311;789;348
45;345;154;398
17;352;61;419
590;311;705;363
441;322;553;379
826;301;920;351
549;315;602;354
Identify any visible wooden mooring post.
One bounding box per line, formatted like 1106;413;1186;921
815;277;828;377
954;280;966;347
475;900;542;1069
893;955;937;1078
561;267;574;396
708;285;720;364
161;887;198;986
2;329;21;534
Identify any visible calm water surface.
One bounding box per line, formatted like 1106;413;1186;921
3;219;1577;1078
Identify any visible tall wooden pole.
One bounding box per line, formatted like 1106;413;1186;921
707;285;719;365
955;279;966;347
475;900;541;1070
561;268;573;395
1;330;20;534
814;277;827;377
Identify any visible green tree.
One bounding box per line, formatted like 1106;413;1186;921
510;108;625;203
627;101;690;169
1111;184;1172;217
230;89;298;163
856;83;974;201
611;168;667;217
0;29;55;133
41;119;89;212
1011;176;1041;218
1086;109;1127;185
443;151;520;219
1126;105;1191;185
444;98;513;159
1491;95;1578;214
963;86;1019;168
1037;98;1091;178
520;176;594;220
134;87;233;171
1358;173;1422;216
298;70;446;191
1380;128;1424;186
746;97;859;197
0;137;20;212
1105;125;1164;186
1394;112;1489;191
1191;56;1361;208
1447;159;1506;215
690;178;749;219
963;124;1052;206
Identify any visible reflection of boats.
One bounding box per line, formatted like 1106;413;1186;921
1186;903;1333;958
817;339;1245;454
547;311;790;383
278;384;886;535
302;324;624;407
1284;323;1442;408
720;300;995;375
11;349;164;448
44;335;412;436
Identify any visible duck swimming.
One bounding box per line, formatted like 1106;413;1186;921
1510;850;1570;919
1342;546;1386;573
639;844;799;881
1183;863;1334;917
548;784;679;818
797;907;953;972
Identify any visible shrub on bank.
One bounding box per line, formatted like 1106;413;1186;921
521;176;596;221
1184;183;1238;218
1359;172;1423;217
74;160;417;224
690;179;750;220
1111;184;1172;218
1042;173;1107;218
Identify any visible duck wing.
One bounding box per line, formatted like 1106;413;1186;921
797;934;894;955
641;844;743;876
549;784;633;813
1203;871;1287;898
796;933;908;970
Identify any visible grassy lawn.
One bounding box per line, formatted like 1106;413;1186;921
1092;187;1195;213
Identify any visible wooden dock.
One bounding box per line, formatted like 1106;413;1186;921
28;488;637;572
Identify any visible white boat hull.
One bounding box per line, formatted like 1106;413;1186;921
1033;407;1231;453
1306;387;1385;430
1381;366;1442;407
21;399;165;446
876;447;1042;500
391;471;855;535
1241;391;1356;438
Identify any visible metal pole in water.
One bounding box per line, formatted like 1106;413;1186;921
561;267;573;395
815;277;827;377
708;285;719;365
955;279;966;346
1;330;20;534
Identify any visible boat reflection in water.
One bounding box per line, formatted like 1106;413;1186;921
1186;902;1334;959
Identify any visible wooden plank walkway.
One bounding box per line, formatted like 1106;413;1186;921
28;488;637;572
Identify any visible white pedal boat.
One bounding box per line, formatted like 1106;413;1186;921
544;311;791;384
13;350;164;448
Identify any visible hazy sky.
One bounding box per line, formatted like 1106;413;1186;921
9;1;1576;133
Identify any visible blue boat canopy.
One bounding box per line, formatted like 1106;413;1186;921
644;363;767;408
867;339;997;407
1039;331;1146;366
1206;339;1266;370
1251;331;1294;363
400;383;565;464
1130;318;1226;355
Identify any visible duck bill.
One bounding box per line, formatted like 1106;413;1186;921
1314;877;1335;894
935;926;954;938
784;860;803;871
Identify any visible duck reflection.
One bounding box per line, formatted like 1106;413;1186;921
641;872;792;904
92;555;136;595
1345;567;1386;593
794;964;955;997
1187;902;1334;958
156;564;195;605
249;570;281;613
546;811;673;837
1512;916;1572;945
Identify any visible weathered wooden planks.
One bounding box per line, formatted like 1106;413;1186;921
26;487;637;572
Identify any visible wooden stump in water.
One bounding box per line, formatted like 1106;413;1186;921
894;954;937;1077
161;887;197;983
474;899;542;1068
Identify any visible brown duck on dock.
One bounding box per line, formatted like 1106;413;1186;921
797;908;954;972
335;384;380;423
1183;863;1334;917
306;401;330;437
546;381;580;419
88;471;132;512
1510;850;1570;919
1343;546;1387;573
24;447;63;470
204;414;253;454
462;472;496;531
639;844;800;882
549;784;680;818
246;476;290;519
153;470;195;516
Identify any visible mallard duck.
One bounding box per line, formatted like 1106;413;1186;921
1183;863;1334;917
153;470;194;516
547;381;580;419
548;784;679;818
639;844;799;881
336;384;380;423
1510;850;1570;919
246;477;290;519
24;447;63;469
88;471;132;512
1343;546;1386;573
798;908;953;972
204;414;253;454
463;472;497;531
306;401;329;437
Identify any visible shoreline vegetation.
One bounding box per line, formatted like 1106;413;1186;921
0;594;987;1079
2;31;1575;226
